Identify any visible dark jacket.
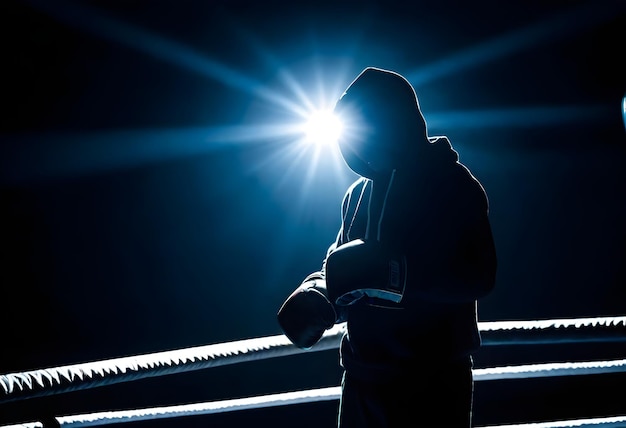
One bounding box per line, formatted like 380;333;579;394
321;67;497;381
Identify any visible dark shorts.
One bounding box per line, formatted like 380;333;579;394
337;357;474;427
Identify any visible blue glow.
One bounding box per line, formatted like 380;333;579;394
425;105;612;130
1;124;306;183
16;0;619;195
26;0;303;114
9;2;362;196
406;2;619;86
622;94;626;132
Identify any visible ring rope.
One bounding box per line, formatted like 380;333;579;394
56;386;343;427
479;316;626;345
472;358;626;380
0;324;344;404
40;356;626;427
477;416;626;428
5;413;626;428
1;317;624;403
0;424;43;428
50;359;626;426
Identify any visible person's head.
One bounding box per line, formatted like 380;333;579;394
333;67;428;177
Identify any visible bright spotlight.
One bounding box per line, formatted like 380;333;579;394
302;109;343;147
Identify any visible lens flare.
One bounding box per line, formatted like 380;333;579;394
302;109;343;147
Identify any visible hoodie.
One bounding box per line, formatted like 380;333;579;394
323;67;497;381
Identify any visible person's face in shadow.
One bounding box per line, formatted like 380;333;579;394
337;105;400;175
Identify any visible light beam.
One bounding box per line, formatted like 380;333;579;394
302;109;343;148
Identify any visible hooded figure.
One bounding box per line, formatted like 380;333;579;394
278;67;497;427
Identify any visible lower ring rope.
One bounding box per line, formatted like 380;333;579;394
1;317;624;404
55;410;626;428
56;386;343;427
43;359;626;427
0;424;44;428
473;358;626;380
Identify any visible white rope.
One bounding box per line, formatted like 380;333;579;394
477;316;626;332
0;424;43;428
473;358;626;381
43;358;625;427
1;316;624;403
476;416;626;428
55;412;626;428
55;387;342;427
0;324;345;403
478;316;626;346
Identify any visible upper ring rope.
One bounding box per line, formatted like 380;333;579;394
1;316;624;404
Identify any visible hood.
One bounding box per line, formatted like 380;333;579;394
333;67;428;178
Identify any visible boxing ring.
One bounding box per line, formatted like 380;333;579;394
1;316;625;428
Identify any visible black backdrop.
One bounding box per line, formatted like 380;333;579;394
1;0;625;426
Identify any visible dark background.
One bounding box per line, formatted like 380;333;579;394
1;0;625;426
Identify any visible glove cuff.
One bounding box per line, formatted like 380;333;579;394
326;239;407;307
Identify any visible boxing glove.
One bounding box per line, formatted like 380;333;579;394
325;239;407;306
277;275;337;350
